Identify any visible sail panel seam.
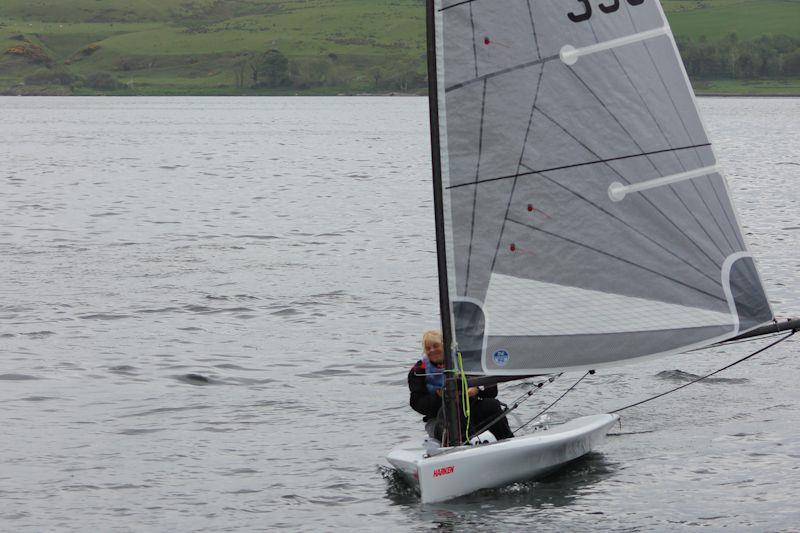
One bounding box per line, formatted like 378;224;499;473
446;142;712;190
489;64;545;274
506;217;727;303
527;167;723;288
445;54;560;93
564;67;727;267
464;79;488;295
440;0;477;12
604;42;737;255
618;12;743;254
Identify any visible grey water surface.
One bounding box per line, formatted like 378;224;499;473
1;96;798;531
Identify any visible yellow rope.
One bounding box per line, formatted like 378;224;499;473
457;351;470;440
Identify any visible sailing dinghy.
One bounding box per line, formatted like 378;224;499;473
388;0;799;503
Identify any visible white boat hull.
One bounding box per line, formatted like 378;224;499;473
387;413;619;503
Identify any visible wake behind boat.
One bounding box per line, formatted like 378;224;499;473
387;0;798;503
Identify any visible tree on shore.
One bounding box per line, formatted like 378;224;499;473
252;49;289;88
677;33;800;79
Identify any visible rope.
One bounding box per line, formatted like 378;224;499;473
457;351;471;440
514;370;594;434
610;330;795;414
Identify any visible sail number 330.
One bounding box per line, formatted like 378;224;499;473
568;0;644;23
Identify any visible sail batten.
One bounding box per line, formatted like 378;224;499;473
431;0;774;374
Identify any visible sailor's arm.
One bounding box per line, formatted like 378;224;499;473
408;366;441;418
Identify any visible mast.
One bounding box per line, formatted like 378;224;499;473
426;0;462;446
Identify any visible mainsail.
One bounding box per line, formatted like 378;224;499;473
430;0;774;375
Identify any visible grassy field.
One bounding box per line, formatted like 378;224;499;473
0;0;427;94
664;0;800;41
1;0;798;95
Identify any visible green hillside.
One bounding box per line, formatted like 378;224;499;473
1;0;798;95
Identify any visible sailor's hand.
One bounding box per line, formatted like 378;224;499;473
436;389;443;397
467;387;479;397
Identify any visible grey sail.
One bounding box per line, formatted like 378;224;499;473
431;0;773;374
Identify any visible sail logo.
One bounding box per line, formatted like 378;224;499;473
493;350;510;366
433;466;454;478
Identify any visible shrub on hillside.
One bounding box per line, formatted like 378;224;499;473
24;69;76;86
5;43;51;65
85;72;123;90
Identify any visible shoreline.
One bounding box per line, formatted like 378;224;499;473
2;91;799;97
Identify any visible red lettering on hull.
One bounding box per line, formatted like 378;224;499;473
433;466;455;478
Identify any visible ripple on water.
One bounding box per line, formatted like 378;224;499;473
78;313;132;321
270;308;301;316
20;331;55;338
655;370;749;385
117;428;165;436
0;373;41;381
108;365;138;375
173;373;214;385
17;396;59;402
121;405;213;418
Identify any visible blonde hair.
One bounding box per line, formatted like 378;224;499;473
421;329;443;352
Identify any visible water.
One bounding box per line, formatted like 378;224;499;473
1;96;798;531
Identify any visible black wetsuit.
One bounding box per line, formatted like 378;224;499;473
408;359;514;441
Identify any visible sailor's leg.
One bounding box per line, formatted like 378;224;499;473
471;398;514;440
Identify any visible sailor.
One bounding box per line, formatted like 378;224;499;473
408;329;514;443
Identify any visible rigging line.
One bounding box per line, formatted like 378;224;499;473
446;54;560;93
607;45;736;257
534;106;724;274
525;0;540;60
566;67;730;265
627;8;745;250
609;331;796;414
464;79;488;295
507;217;728;303
489;63;545;274
459;373;562;446
505;375;560;408
515;370;594;434
523;165;723;288
447;143;712;190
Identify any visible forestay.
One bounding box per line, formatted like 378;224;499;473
431;0;773;375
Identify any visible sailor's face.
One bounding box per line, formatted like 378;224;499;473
424;340;444;365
